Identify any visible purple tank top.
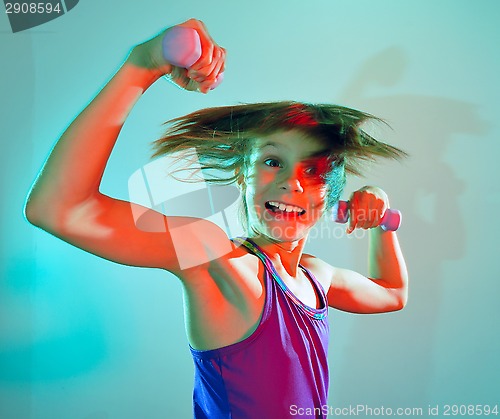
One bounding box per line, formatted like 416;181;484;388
190;237;330;418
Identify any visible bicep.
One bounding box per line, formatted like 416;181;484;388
328;267;404;313
32;193;234;274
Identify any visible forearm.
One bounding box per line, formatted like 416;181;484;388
25;51;162;224
368;227;408;305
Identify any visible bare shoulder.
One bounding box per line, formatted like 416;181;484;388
301;253;370;293
163;215;236;274
176;239;267;350
302;252;406;313
300;253;336;294
177;236;262;291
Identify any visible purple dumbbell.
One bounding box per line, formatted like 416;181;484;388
162;26;202;68
162;26;224;89
333;200;402;231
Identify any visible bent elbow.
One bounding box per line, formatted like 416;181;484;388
395;292;408;311
395;300;406;311
24;199;42;226
385;288;407;312
23;197;62;232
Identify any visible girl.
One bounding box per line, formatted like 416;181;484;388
25;19;408;419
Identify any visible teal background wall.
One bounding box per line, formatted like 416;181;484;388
1;0;499;417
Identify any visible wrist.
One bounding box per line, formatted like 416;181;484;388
126;42;172;81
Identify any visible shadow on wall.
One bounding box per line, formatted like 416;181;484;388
332;46;488;406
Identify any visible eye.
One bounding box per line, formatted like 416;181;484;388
304;166;317;176
264;158;282;168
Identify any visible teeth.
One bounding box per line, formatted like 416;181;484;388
268;201;304;213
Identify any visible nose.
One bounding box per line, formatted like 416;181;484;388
278;167;304;193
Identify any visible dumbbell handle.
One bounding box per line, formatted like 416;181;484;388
333;200;402;231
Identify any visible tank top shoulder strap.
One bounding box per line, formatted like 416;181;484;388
232;237;277;278
299;264;329;307
231;237;328;320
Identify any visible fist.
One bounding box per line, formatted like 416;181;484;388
347;186;390;234
129;18;226;94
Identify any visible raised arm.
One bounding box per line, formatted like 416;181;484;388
24;19;231;274
327;186;409;313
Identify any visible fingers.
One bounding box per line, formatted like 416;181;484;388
201;47;226;82
346;187;389;234
346;195;357;235
166;67;199;92
191;47;225;93
180;19;226;93
199;50;226;93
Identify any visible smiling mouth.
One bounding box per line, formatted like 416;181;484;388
265;201;306;216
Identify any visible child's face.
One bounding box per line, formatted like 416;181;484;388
243;130;330;242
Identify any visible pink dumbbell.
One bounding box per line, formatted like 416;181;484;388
333;200;402;231
162;26;224;89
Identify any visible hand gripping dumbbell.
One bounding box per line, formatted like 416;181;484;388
162;26;224;88
332;200;402;231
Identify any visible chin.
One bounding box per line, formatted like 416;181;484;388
262;224;310;243
248;208;318;243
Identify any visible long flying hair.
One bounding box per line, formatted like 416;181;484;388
152;101;406;227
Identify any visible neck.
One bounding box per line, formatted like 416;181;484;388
248;233;307;277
